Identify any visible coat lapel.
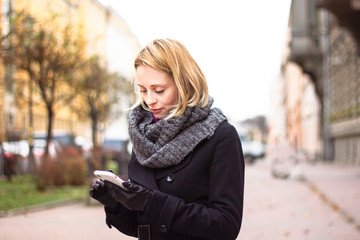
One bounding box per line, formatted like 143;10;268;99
154;153;193;180
128;152;193;190
128;154;159;190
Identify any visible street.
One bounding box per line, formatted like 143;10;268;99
1;158;359;240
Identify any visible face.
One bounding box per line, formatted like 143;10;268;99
136;65;178;119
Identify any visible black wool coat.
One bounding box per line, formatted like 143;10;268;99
105;121;245;240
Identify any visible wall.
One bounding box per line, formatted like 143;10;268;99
328;23;360;165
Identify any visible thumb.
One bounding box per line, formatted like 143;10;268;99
122;180;132;190
122;180;142;192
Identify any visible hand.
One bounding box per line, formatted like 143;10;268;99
104;180;153;212
89;179;118;209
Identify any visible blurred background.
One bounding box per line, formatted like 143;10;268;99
0;0;360;239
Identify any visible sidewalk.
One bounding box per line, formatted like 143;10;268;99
0;203;134;240
269;142;360;232
1;158;360;239
239;158;360;239
297;161;360;232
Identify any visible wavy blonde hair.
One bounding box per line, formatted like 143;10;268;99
133;38;209;119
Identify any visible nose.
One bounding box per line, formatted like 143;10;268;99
145;92;157;106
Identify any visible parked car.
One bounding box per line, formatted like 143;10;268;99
33;131;84;157
33;132;75;148
1;141;31;176
32;139;62;160
1;140;29;159
239;135;266;164
0;138;63;177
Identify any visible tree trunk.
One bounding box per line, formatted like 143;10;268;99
45;105;54;157
28;76;36;173
91;118;98;149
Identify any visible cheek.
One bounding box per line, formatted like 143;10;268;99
165;90;178;106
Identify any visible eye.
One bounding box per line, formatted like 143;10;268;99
155;89;164;94
139;89;147;94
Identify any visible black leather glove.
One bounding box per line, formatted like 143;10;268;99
89;179;118;209
104;180;153;212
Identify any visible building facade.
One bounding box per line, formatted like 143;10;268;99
270;0;360;165
0;0;140;144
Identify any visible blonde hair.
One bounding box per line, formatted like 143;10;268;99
133;38;209;119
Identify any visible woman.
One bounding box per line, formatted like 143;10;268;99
90;38;245;240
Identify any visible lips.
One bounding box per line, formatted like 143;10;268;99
151;108;162;113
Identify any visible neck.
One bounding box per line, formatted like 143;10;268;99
152;113;159;122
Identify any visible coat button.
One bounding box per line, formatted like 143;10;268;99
166;174;175;182
159;224;167;232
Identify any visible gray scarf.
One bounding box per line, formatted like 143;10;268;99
128;98;227;168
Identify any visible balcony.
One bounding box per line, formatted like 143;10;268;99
316;0;360;55
289;0;322;77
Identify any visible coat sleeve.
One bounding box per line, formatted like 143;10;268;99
104;204;138;237
142;123;245;239
104;153;139;237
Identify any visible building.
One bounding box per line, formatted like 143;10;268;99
0;0;140;145
270;0;360;165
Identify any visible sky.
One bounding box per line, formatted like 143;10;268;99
99;0;291;123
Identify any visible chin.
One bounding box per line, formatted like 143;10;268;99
154;114;163;119
153;110;170;120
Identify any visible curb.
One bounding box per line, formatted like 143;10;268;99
0;199;85;218
305;179;360;232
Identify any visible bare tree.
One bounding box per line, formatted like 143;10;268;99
7;10;84;160
0;8;15;178
72;56;133;149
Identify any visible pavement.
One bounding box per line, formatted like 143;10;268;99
0;203;134;240
0;157;360;239
300;161;360;231
238;158;360;240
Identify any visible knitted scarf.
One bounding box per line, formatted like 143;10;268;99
128;98;227;168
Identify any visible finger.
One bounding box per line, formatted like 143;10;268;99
104;180;129;196
90;182;99;191
122;181;141;192
89;189;96;197
103;181;125;200
104;180;117;191
96;179;105;188
122;180;132;189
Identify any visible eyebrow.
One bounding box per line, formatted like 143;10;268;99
137;83;167;87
